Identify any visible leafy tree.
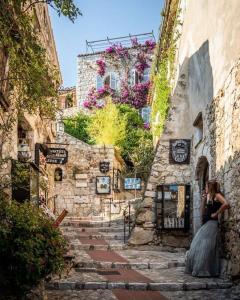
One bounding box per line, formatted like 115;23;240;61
64;112;93;144
87;99;126;146
63;103;154;180
0;0;81;191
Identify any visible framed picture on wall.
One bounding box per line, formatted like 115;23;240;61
96;176;111;194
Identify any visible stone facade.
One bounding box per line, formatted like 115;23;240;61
58;87;77;110
130;0;240;277
75;45;152;113
52;132;138;218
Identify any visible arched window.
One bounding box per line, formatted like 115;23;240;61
54;168;63;181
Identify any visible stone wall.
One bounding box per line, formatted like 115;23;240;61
52;132;134;218
129;57;192;248
130;0;240;277
204;61;240;276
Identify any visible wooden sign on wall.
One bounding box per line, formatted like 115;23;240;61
46;148;68;164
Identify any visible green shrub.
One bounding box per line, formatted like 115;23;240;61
64;112;93;144
117;104;154;175
87;99;126;146
0;199;67;299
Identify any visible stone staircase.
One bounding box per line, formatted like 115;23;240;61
45;217;237;300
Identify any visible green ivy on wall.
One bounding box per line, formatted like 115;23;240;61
151;58;170;138
150;6;181;140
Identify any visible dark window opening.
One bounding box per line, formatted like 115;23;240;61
193;112;203;147
54;168;63;181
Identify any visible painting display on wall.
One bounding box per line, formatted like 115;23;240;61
124;178;141;190
96;176;111;194
155;184;190;230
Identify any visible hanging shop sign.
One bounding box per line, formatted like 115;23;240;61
124;178;141;190
46;148;68;165
99;161;110;173
169;139;191;164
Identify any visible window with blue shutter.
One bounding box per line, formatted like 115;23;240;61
96;75;104;89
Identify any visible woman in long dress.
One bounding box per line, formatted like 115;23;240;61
185;180;229;277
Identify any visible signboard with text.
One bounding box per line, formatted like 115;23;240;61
124;178;141;190
46;148;68;164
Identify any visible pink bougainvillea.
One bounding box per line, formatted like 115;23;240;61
144;40;156;51
143;123;151;130
83;86;114;109
84;39;156;110
96;59;106;77
112;80;151;109
130;37;139;47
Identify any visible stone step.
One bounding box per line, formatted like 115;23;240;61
61;221;124;228
74;260;185;270
61;226;125;233
63;233;125;241
46;280;233;292
70;244;126;251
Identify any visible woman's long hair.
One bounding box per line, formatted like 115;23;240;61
207;180;220;200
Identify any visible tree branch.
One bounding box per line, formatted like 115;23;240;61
22;1;49;14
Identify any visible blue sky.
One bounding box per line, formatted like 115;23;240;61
49;0;164;87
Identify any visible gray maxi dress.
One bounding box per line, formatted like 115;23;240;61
185;200;222;277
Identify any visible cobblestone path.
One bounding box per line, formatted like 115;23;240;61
45;217;239;300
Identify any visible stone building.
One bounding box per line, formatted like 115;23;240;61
58;87;77;110
130;0;240;278
0;3;61;205
58;33;155;122
51;131;133;218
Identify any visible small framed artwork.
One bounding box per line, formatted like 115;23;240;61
96;176;111;194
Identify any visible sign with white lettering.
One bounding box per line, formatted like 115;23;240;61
46;148;68;164
124;178;141;190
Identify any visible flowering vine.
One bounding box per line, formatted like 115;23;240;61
96;58;106;76
84;38;156;110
